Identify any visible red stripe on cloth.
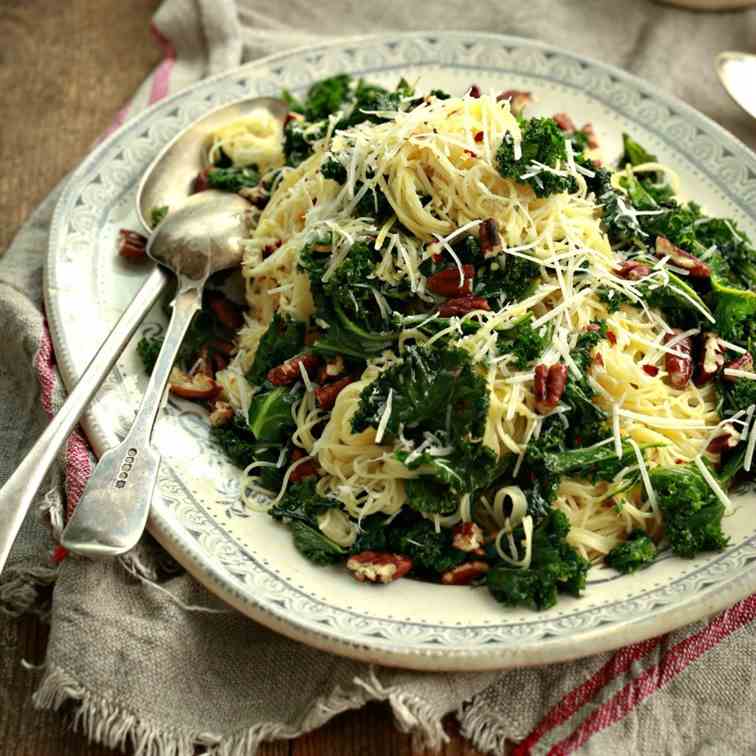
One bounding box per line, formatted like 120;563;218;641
549;594;756;755
148;22;176;104
513;636;663;755
33;323;93;520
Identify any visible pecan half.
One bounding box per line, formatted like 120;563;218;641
534;363;568;414
289;448;318;482
314;376;354;410
496;90;532;116
478;218;503;256
206;291;245;331
664;330;693;389
468;84;481;98
615;259;651;281
209;401;234;427
169;368;221;401
655;236;710;279
553;112;577;134
452;522;484;553
426;264;474;297
267;354;321;386
441;561;490;585
695;332;725;386
438;296;490;317
117;229;148;260
346;551;413;584
707;424;740;454
723;353;754;382
581;122;599;149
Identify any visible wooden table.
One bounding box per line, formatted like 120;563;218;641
0;2;482;754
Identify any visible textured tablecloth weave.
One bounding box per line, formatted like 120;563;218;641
2;1;756;754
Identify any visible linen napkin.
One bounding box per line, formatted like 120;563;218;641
3;1;756;754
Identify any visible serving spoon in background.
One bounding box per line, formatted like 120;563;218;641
0;96;287;573
716;52;756;121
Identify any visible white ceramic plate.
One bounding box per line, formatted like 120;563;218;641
46;33;756;671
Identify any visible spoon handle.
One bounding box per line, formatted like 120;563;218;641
0;267;168;575
61;284;203;558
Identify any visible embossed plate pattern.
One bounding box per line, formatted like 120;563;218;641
46;33;756;670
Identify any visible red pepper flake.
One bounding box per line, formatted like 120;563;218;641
675;458;685;464
262;240;283;258
642;364;659;377
474;131;484;143
52;545;68;563
606;330;617;345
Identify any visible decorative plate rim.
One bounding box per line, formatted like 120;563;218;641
45;31;756;671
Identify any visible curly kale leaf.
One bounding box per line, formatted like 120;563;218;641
486;509;589;610
289;521;345;565
136;336;162;375
404;477;458;515
336;78;414;129
561;378;608;448
386;516;466;574
283;119;328;167
351;345;488;442
606;530;657;574
245;314;306;386
497;117;577;198
247;387;299;444
302;74;352;121
474;254;541;306
573;320;607;373
650;463;729;558
495;315;549;369
620;133;657;169
642;271;713;330
717;376;756;484
710;256;756;347
210;415;265;468
350;514;388;554
542;441;654;483
150;205;168;227
206;166;260;193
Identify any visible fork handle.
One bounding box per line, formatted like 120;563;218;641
61;285;203;557
0;266;169;575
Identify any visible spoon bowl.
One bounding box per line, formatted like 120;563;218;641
716;51;756;121
137;96;288;230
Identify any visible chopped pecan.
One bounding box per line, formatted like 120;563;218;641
193;167;212;194
169;368;221;401
581;122;599;149
707;424;740;454
289;447;318;482
616;259;651;281
438;296;490;317
346;551;413;584
314;376;354;410
655;236;710;279
723;353;754;382
496;90;532;116
664;330;693;389
695;332;725;386
267;354;321;386
478;218;502;256
468;84;481;98
117;229;148;260
426;264;474;297
553;112;577;134
452;522;484;553
209;401;234;427
441;561;490;585
534;363;568;414
239;184;270;209
642;364;659;377
206;291;245;330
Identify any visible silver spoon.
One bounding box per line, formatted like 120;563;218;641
0;96;286;573
60;191;249;557
716;51;756;120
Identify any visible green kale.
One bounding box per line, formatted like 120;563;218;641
474;254;541;305
280;88;304;113
404;477;458;515
206;166;260;193
573;320;607;372
542;441;653;483
495;315;548;369
247;387;299;444
620;133;657;168
517;418;567;511
386;516;466;573
150;205;169;227
496;117;577;198
650;463;729;558
289;521;345;565
283;119;328;167
722;376;756;417
269;480;340;525
303;74;352;121
562;378;608;448
594;168;647;246
136;336;162;375
605;529;656;574
336;78;414;130
245;314;306;386
597;287;633;313
642;271;712;331
710;256;756;347
486;509;589;610
350;514;388;554
209;415;261;468
320;155;348;184
351;344;488;442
